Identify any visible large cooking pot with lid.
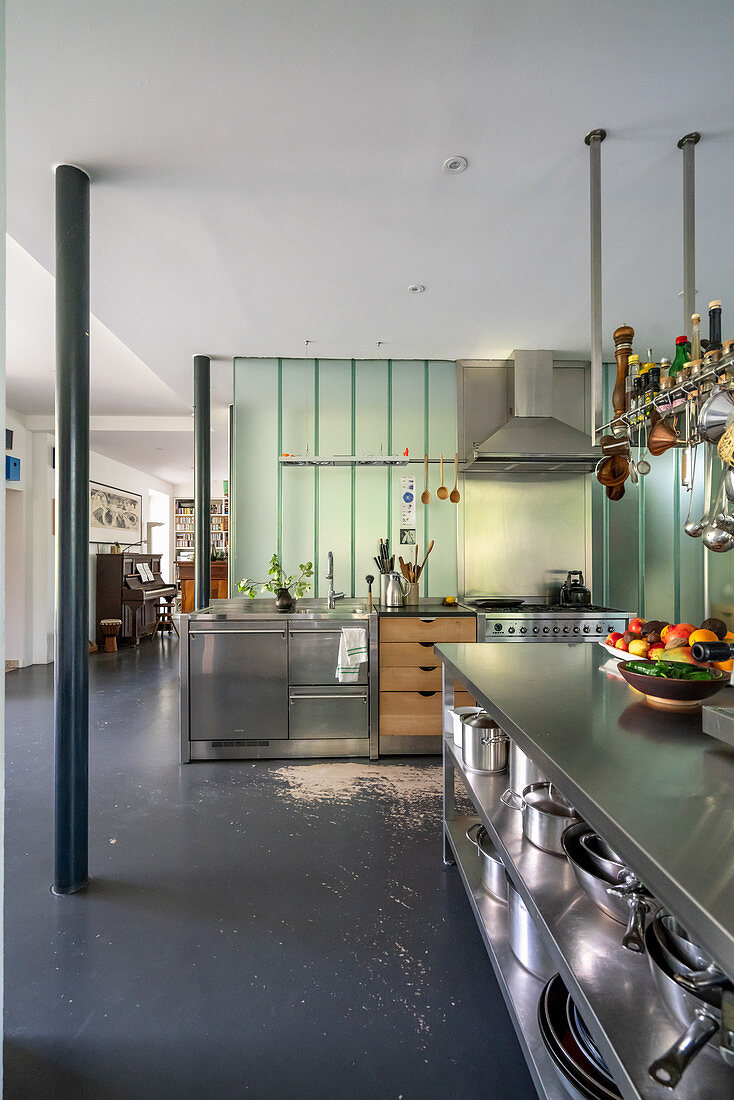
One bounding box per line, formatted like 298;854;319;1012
461;711;509;774
559;570;592;607
507;875;554;979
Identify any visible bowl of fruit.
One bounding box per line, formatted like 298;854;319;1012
602;616;734;671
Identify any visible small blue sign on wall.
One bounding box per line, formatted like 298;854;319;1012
6;455;20;482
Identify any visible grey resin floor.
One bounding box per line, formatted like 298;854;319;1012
4;639;534;1099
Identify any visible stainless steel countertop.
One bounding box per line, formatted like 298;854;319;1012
435;640;734;980
186;598;372;621
377;599;474;617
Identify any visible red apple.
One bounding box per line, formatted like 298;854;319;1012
607;632;623;647
615;637;629;652
648;644;665;660
628;617;646;634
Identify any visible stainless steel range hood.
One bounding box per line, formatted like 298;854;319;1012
465;350;600;472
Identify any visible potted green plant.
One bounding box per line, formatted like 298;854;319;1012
237;554;314;612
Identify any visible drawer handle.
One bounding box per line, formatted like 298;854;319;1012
418;690;439;697
419;618;438;623
419;642;434;648
419;666;438;672
289;695;367;703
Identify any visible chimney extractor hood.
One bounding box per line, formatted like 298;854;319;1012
465;350;600;472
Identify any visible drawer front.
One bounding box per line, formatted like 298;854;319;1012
379;641;446;666
380;714;443;736
380;690;443;716
289;689;369;740
380;665;442;691
380;616;476;643
289;627;367;685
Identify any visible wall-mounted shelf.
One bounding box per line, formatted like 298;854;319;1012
596;365;724;439
279;455;409;467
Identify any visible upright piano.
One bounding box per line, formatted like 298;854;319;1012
96;553;177;646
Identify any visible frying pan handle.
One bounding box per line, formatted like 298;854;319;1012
500;789;523;811
621;894;648;953
672;967;729;994
648;1009;719;1089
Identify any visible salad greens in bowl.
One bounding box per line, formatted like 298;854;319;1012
618;659;728;709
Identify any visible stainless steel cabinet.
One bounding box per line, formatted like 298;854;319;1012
289;687;369;740
288;624;367;685
188;625;288;741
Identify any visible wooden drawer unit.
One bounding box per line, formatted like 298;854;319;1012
380;616;476;643
379;613;477;747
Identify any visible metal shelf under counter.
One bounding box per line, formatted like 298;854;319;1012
443;735;734;1100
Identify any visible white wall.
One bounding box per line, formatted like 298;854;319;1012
88;451;175;638
3;409;176;662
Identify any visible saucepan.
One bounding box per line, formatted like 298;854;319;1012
646;916;734;1088
501;781;580;856
502;740;547;800
562;821;655;953
465;822;508;903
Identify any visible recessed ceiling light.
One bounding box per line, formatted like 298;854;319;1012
443;155;468;174
409;284;426;294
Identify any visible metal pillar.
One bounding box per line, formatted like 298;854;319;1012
194;355;211;610
53;164;90;895
678;132;700;339
585;129;606;439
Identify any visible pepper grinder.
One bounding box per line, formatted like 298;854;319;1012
612;323;635;427
365;574;374;612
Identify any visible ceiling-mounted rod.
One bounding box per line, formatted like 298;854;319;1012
678;132;700;340
585;129;606;438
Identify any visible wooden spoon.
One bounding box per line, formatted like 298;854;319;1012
415;540;435;579
421;454;431;504
437;454;449;499
450;453;460;503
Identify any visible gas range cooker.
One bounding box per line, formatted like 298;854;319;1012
460;599;628;642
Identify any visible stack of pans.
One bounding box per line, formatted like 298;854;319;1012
538;973;621;1099
562;821;656;954
646;913;734;1088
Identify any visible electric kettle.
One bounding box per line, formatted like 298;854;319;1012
385;571;411;608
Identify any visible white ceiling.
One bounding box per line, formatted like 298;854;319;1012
6;1;734;480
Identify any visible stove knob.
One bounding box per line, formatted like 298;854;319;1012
553;626;560;634
563;626;569;633
520;627;527;635
596;624;604;633
533;627;540;634
542;626;550;634
494;623;502;632
508;626;515;634
583;625;590;633
573;626;580;634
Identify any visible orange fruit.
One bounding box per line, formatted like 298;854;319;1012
714;659;734;673
724;632;734;642
688;629;719;645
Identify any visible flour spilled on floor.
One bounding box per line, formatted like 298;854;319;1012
269;762;442;827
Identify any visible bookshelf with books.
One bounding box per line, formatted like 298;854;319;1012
174;496;229;563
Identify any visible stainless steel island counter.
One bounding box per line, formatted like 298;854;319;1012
436;640;734;986
437;641;734;1099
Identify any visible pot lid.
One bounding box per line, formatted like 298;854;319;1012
463;710;500;730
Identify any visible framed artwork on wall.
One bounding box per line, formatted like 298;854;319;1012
89;481;142;544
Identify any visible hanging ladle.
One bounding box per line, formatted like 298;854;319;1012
703;477;734;552
685;445;715;538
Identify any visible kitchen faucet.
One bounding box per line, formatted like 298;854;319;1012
326;551;344;609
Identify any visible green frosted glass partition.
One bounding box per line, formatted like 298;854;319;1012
231;358;458;598
599;363;705;623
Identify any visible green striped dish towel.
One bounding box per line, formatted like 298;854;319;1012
336;627;368;683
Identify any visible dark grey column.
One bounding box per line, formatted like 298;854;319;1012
53;164;90;895
194;355;211;609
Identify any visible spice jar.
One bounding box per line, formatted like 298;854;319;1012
660;375;675;414
688;359;703;397
717;339;734;387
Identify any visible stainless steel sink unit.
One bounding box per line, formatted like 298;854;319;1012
180;599;378;761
